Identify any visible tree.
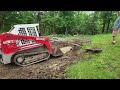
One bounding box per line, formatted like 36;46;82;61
59;11;75;35
0;11;117;35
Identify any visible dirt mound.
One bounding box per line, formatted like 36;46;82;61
51;39;82;48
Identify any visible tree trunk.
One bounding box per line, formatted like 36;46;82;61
36;12;41;22
1;19;5;31
53;23;56;34
36;11;42;35
106;19;111;33
102;21;105;33
53;12;56;34
0;21;2;30
106;11;112;33
65;26;68;35
92;29;95;35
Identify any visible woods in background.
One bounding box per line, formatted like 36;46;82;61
0;11;117;35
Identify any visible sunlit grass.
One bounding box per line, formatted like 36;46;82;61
65;34;120;79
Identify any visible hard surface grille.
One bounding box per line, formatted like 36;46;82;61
18;28;30;45
27;27;37;36
18;28;27;36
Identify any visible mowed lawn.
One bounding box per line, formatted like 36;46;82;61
65;34;120;79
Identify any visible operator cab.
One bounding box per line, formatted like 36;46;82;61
8;23;40;46
9;23;40;37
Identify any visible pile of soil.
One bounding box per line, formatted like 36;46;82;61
0;38;90;79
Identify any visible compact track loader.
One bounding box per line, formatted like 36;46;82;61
0;24;63;66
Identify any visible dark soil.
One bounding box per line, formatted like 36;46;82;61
0;38;90;79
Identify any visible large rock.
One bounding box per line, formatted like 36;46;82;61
60;47;72;54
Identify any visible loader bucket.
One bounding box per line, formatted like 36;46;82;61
51;46;64;57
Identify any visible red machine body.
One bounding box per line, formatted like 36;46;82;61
0;32;53;65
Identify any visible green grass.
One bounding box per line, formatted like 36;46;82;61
65;33;120;79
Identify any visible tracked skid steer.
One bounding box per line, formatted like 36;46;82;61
0;24;63;66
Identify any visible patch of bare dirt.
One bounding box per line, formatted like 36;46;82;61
0;38;91;79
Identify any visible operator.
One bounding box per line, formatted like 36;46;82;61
112;11;120;44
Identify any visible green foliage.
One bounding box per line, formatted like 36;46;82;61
0;11;35;32
0;11;118;35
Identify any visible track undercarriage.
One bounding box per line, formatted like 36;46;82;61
12;46;50;66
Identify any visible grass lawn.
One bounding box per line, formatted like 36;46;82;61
65;34;120;79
